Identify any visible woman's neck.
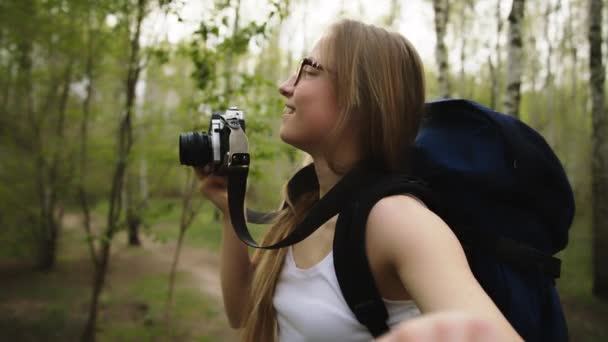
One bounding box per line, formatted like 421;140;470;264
312;159;342;198
311;152;360;198
308;132;361;198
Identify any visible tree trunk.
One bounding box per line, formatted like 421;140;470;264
224;0;241;100
457;1;473;99
38;221;58;270
488;0;503;110
504;0;526;118
12;0;35;126
124;8;153;248
165;171;198;331
127;204;142;246
565;0;578;106
82;243;111;342
81;0;147;339
38;55;74;270
542;0;560;145
79;9;99;267
126;173;142;246
433;0;450;98
589;0;608;300
0;53;13;121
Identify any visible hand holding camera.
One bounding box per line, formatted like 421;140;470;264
194;166;229;215
180;107;249;216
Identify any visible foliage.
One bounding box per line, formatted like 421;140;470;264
0;0;606;339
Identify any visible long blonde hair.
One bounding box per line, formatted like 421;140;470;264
240;19;426;341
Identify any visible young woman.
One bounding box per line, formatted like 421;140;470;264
196;19;522;341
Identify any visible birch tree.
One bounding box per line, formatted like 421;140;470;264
487;0;504;110
455;0;474;99
432;0;450;98
542;0;561;143
504;0;526;117
588;0;608;299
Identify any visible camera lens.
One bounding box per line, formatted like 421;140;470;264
179;132;213;167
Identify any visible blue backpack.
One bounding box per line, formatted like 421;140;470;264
332;99;575;341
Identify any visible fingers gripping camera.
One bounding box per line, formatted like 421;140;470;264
179;107;250;173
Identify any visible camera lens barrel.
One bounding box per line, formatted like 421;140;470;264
179;132;213;167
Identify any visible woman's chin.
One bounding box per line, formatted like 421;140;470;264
279;131;308;153
279;130;296;147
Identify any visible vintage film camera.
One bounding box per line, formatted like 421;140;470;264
179;107;250;173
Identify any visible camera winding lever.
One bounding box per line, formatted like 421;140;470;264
226;123;250;169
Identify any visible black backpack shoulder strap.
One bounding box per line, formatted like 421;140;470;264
333;175;434;338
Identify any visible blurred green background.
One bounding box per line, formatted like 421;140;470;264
1;0;607;341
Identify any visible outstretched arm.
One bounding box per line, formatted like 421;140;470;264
375;311;500;342
366;195;522;341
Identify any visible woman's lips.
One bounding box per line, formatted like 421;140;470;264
284;104;295;114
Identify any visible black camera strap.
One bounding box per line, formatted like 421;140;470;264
227;163;372;249
243;163;319;224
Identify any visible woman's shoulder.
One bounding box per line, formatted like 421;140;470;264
367;194;433;229
365;194;457;262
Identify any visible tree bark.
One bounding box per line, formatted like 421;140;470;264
433;0;450;98
542;0;561;145
224;0;241;100
165;170;199;331
81;0;147;340
79;8;99;269
589;0;608;300
489;0;503;110
457;0;474;99
125;172;142;246
504;0;526;118
82;243;111;342
38;57;74;270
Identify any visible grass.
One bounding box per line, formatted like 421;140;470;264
0;259;92;341
556;212;608;341
90;197;226;251
140;197;269;252
97;272;227;342
0;216;236;342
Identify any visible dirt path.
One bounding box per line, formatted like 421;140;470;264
141;236;223;301
1;213;235;341
62;213;224;302
61;213;237;340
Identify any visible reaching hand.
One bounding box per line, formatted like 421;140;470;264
375;312;501;342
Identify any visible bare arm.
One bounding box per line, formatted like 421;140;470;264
195;168;253;328
375;311;500;341
219;214;253;328
366;195;522;341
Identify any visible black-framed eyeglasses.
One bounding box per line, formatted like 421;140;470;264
294;57;324;86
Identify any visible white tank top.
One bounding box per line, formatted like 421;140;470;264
273;247;421;341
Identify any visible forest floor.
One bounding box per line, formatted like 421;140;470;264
1;211;607;341
0;213;237;341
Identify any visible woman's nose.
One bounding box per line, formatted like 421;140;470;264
279;74;296;97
